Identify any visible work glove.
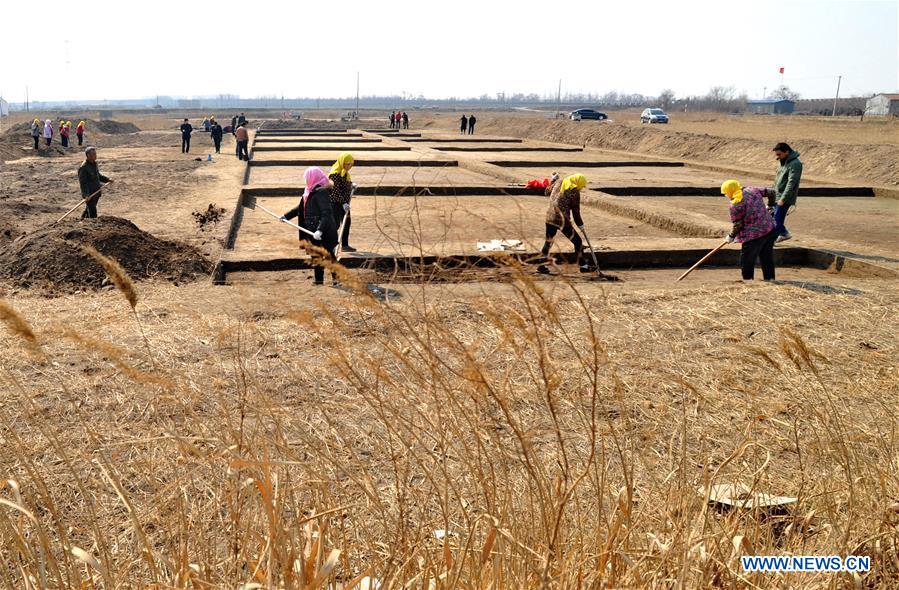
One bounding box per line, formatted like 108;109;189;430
279;216;287;222
726;235;735;243
577;225;586;234
551;172;560;182
343;203;350;213
351;182;358;193
312;230;323;241
766;205;775;216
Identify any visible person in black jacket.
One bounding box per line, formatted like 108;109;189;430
180;118;193;153
78;147;113;219
468;114;477;135
210;119;223;153
281;167;338;285
460;115;468;134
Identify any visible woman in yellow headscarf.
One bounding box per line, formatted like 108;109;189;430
31;118;42;149
720;179;778;281
76;120;86;146
328;152;356;251
539;172;589;274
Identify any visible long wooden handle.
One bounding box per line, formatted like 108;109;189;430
677;240;729;282
55;184;106;224
255;202;316;237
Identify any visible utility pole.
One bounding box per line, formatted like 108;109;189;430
557;79;562;117
355;71;360;119
832;75;842;117
25;86;29;112
762;86;767;99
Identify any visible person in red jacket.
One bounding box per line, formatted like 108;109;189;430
76;120;86;146
59;121;70;148
394;111;401;128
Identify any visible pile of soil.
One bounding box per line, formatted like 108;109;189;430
0;219;23;244
0;216;211;290
261;119;353;130
91;120;140;134
480;117;899;186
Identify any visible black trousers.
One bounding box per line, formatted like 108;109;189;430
237;140;249;160
460;125;466;134
740;230;777;280
182;135;191;153
81;193;101;219
302;235;337;284
468;125;475;135
331;202;352;247
61;135;69;147
213;138;221;153
541;223;584;263
77;133;83;146
45;137;51;146
32;136;39;149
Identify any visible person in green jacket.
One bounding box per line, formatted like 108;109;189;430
772;142;802;242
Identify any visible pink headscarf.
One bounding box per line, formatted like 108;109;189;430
303;167;329;200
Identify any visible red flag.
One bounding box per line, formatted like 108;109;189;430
779;67;785;74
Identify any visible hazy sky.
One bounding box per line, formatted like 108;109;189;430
1;0;896;103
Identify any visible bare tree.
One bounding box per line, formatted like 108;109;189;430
770;85;801;100
658;89;675;110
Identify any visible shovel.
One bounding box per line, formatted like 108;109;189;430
244;194;316;237
677;240;729;281
333;183;357;259
578;226;619;281
55;184;108;225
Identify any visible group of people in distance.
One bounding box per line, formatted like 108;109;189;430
389;111;409;129
179;113;249;160
539;142;802;281
30;118;86;149
279;153;356;285
460;114;477;134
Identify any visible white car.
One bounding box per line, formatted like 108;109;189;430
641;108;669;124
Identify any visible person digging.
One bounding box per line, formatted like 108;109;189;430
721;179;777;281
280;167;338;286
538;172;590;274
78;147;113;219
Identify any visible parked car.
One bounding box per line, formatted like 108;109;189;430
641;108;669;124
570;108;608;121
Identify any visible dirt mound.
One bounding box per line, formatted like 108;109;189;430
479;117;899;187
261;119;353;130
91;120;140;134
0;219;24;244
0;216;210;290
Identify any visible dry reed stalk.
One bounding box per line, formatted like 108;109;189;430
0;299;41;354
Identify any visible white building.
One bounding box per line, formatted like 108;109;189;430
864;93;899;117
0;97;9;117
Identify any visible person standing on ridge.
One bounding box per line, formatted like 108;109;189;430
460;114;468;134
467;113;477;134
76;120;86;146
78;146;113;219
210;118;223;154
771;142;802;242
235;121;250;161
180;118;193;153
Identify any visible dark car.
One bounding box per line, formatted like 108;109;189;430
570;108;608;121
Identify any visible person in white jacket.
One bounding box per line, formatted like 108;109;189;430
43;120;54;146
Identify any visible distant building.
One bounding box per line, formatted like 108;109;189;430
178;99;201;108
746;99;795;115
864;93;899;117
0;97;9;117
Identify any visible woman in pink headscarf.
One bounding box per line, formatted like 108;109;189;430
281;167;338;285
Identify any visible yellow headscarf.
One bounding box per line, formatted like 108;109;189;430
560;173;587;193
329;152;354;181
78;120;85;128
720;179;743;204
33;118;41;126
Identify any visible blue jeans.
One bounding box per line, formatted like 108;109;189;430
773;204;789;236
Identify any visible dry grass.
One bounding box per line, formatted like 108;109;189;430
0;261;897;588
